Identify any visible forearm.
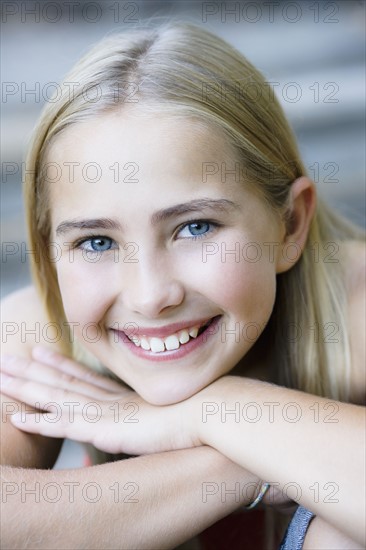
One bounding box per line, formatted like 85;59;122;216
303;516;364;550
1;394;63;469
1;446;261;549
194;376;366;545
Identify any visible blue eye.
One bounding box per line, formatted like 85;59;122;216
76;236;115;252
178;221;215;239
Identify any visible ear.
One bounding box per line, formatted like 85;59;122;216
276;176;317;274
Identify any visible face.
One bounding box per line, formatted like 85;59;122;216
48;109;287;405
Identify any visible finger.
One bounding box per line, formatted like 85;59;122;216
0;372;92;411
1;352;128;400
32;346;126;393
10;409;98;445
10;408;122;455
1;356;119;401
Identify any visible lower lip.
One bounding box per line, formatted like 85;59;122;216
111;316;222;362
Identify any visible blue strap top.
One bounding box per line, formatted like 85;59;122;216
279;505;315;549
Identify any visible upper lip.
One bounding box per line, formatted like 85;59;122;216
111;317;216;339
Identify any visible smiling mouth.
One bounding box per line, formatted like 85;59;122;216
124;317;217;353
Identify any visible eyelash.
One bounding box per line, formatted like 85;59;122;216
72;220;220;252
73;235;117;253
175;219;219;240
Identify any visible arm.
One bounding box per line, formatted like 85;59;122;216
8;353;362;550
3;348;364;547
3;379;364;550
1;446;263;550
192;376;365;546
303;516;364;550
0;392;62;468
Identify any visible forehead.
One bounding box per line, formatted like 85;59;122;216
46;109;248;230
48;109;234;172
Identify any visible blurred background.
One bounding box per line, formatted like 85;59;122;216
1;0;365;467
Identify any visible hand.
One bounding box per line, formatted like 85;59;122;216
0;347;199;456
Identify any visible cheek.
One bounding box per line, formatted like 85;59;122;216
184;247;277;323
56;259;116;327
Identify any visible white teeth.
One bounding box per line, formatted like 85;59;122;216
164;335;180;351
140;338;151;351
126;321;211;352
130;336;141;347
178;330;190;344
150;337;165;353
188;327;199;338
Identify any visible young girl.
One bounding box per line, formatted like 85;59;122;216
1;21;364;549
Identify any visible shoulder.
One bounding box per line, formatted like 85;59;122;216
339;240;365;404
1;285;63;357
2;284;43;311
340;240;365;292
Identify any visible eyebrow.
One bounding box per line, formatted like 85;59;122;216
55;217;122;236
55;198;240;236
151;198;240;224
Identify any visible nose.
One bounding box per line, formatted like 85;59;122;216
122;253;185;318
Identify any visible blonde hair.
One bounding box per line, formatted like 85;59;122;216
24;21;364;404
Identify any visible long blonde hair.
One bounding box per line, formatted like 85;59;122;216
24;21;364;405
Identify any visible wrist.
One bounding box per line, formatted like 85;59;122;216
191;375;243;447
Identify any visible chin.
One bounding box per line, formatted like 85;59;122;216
138;382;199;406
